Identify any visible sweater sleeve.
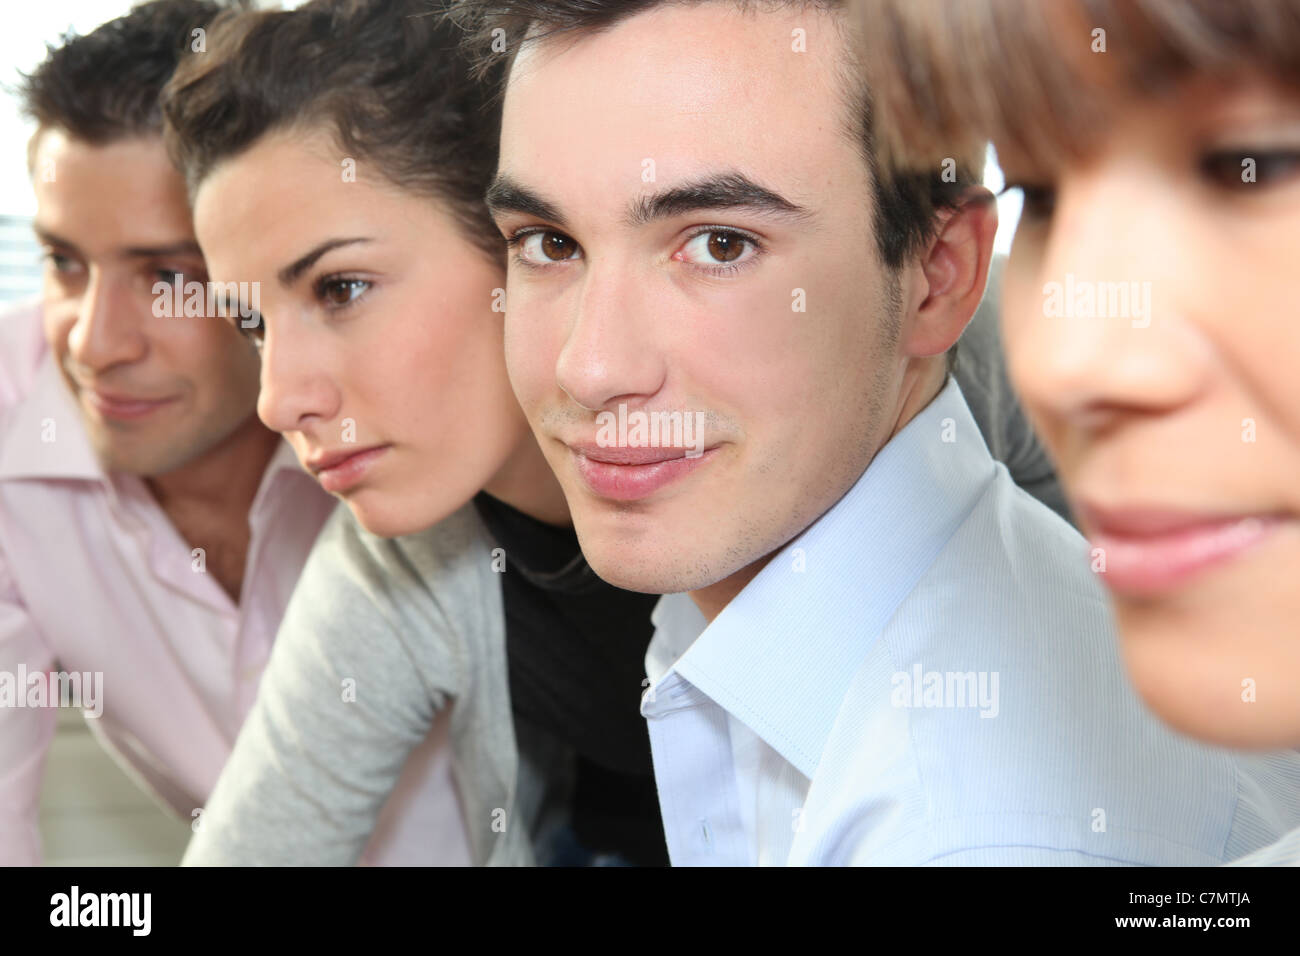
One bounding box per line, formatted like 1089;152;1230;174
181;504;473;866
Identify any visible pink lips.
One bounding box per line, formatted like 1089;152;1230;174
571;443;716;502
84;388;179;422
306;445;391;494
1078;503;1285;596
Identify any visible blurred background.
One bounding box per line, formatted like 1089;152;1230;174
2;0;1022;866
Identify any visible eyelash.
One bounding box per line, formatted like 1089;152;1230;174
313;274;372;311
237;314;265;349
41;250;76;272
1001;147;1300;223
1198;147;1300;189
231;274;371;350
502;225;765;278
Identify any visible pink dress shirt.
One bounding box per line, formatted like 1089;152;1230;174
0;303;471;865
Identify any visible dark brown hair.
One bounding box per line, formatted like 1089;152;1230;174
445;0;983;272
853;0;1300;176
18;0;239;155
163;0;505;262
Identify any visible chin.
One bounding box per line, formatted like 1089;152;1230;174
345;488;463;541
346;499;418;540
1119;612;1300;751
96;439;195;478
1131;678;1300;751
577;537;719;596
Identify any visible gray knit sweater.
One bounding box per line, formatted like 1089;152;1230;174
181;501;544;866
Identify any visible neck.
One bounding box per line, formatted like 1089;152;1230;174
689;355;947;623
146;414;281;518
690;556;767;622
885;354;947;445
482;427;571;526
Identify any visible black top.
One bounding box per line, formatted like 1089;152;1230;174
471;492;669;866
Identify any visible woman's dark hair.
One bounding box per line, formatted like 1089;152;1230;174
163;0;505;263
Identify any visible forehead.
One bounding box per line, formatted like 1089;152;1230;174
33;131;192;240
195;132;367;254
499;3;858;219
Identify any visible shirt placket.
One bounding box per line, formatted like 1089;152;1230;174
642;673;752;865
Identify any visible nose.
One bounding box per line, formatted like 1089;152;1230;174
255;314;341;436
65;268;148;374
554;257;665;411
1009;162;1212;433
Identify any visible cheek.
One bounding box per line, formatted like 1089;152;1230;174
715;266;881;418
998;269;1047;405
686;267;827;388
999;247;1040;343
503;301;556;411
42;312;73;356
1210;253;1300;460
376;298;510;427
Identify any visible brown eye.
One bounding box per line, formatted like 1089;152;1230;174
705;231;747;262
318;277;370;307
540;233;577;261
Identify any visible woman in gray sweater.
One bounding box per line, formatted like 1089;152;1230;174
165;0;667;866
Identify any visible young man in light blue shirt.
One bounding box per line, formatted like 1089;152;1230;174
456;0;1300;864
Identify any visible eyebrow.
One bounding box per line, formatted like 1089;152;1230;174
32;225;203;261
277;237;373;287
484;170;815;231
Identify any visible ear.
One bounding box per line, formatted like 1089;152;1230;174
901;186;998;358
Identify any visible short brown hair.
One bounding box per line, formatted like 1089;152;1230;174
19;0;237;158
163;0;505;262
853;0;1300;176
446;0;983;271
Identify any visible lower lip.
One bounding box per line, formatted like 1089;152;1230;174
1087;515;1284;596
85;392;179;422
317;446;390;494
574;447;716;502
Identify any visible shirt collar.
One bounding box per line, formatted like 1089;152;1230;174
0;347;103;482
658;375;998;778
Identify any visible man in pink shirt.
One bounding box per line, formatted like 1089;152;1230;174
0;0;469;865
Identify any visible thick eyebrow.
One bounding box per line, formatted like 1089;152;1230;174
32;225;80;255
277;237;373;287
32;224;202;260
623;172;814;228
484;177;570;230
484;170;814;231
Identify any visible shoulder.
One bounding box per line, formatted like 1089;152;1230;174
799;475;1250;865
892;464;1109;651
291;500;503;643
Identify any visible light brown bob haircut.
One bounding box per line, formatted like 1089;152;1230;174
853;0;1300;177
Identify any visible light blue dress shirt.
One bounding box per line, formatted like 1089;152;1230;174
640;376;1300;865
1229;826;1300;866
